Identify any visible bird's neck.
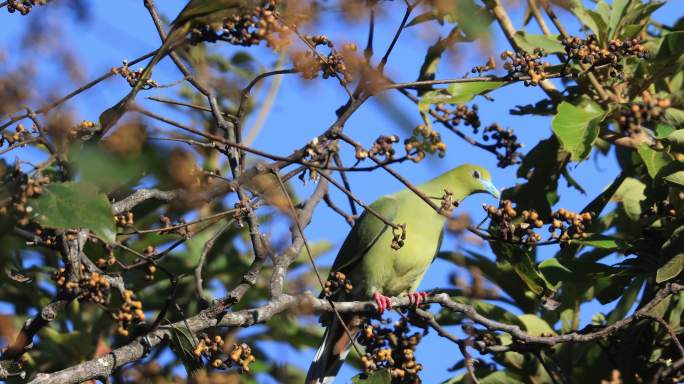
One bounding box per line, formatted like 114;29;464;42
417;170;469;200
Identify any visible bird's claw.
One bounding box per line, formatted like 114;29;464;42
373;292;392;315
407;292;430;306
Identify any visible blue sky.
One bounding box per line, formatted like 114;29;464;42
1;1;682;383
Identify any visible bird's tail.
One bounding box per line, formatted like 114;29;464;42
306;316;359;384
98;26;187;136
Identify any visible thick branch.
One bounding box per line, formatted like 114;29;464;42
28;284;684;383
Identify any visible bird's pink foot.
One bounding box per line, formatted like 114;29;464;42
407;291;430;306
373;292;392;314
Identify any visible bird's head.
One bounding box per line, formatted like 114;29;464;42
452;164;500;199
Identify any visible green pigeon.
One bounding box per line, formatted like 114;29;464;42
306;164;499;384
98;0;260;135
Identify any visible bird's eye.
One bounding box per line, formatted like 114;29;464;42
472;170;481;179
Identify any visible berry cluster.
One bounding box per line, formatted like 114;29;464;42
470;56;496;75
404;125;446;163
194;335;226;367
642;199;679;222
391;224;407;251
293;36;360;85
548;208;594;244
115;60;158;89
0;167;49;226
616;91;670;136
52;265;112;305
226;343;256;373
96;249;118;269
159;215;173;229
6;0;47;15
66;120;97;140
32;227;58;248
481;123;523;168
562;35;648;78
219;1;290;49
501;49;550;86
484;200;597;246
194;337;256;373
142;246;158;280
156;215;190;236
484;200;544;244
233;197;254;228
301;136;338;173
358;319;424;383
434;103;481;131
112;289;145;337
356;134;399;161
438;189;459;216
323;271;353;296
1;123;33;148
114;211;134;227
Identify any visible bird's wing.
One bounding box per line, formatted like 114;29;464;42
171;0;243;26
328;195;398;274
434;227;444;264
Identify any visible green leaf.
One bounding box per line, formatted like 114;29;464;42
636;143;673;178
571;234;627;251
352;369;391;384
571;0;607;42
447;81;505;103
606;277;644;322
660;162;684;188
661;129;684;148
538;258;572;286
664;108;684;128
481;371;526;384
656;254;684;283
513;32;564;54
612;177;646;220
443;370;525;384
552;101;605;161
29;182;116;243
439;251;536;311
446;0;493;39
594;272;636;305
620;24;644;39
518;314;555;336
71;144;147;192
619;2;664;38
656;225;684;283
608;0;631;39
167;322;203;378
406;11;437;27
655;124;676;139
490;241;556;297
415;27;464;96
419;81;505;111
539;257;625;287
655;31;684;61
595;1;610;28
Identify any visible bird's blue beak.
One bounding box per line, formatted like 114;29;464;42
481;179;500;199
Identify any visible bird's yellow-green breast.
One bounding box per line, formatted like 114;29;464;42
330;164;499;299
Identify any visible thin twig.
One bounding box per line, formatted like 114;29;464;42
194;220;233;302
244;52;289;146
0;50;157;132
378;0;418;73
642;313;684;359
